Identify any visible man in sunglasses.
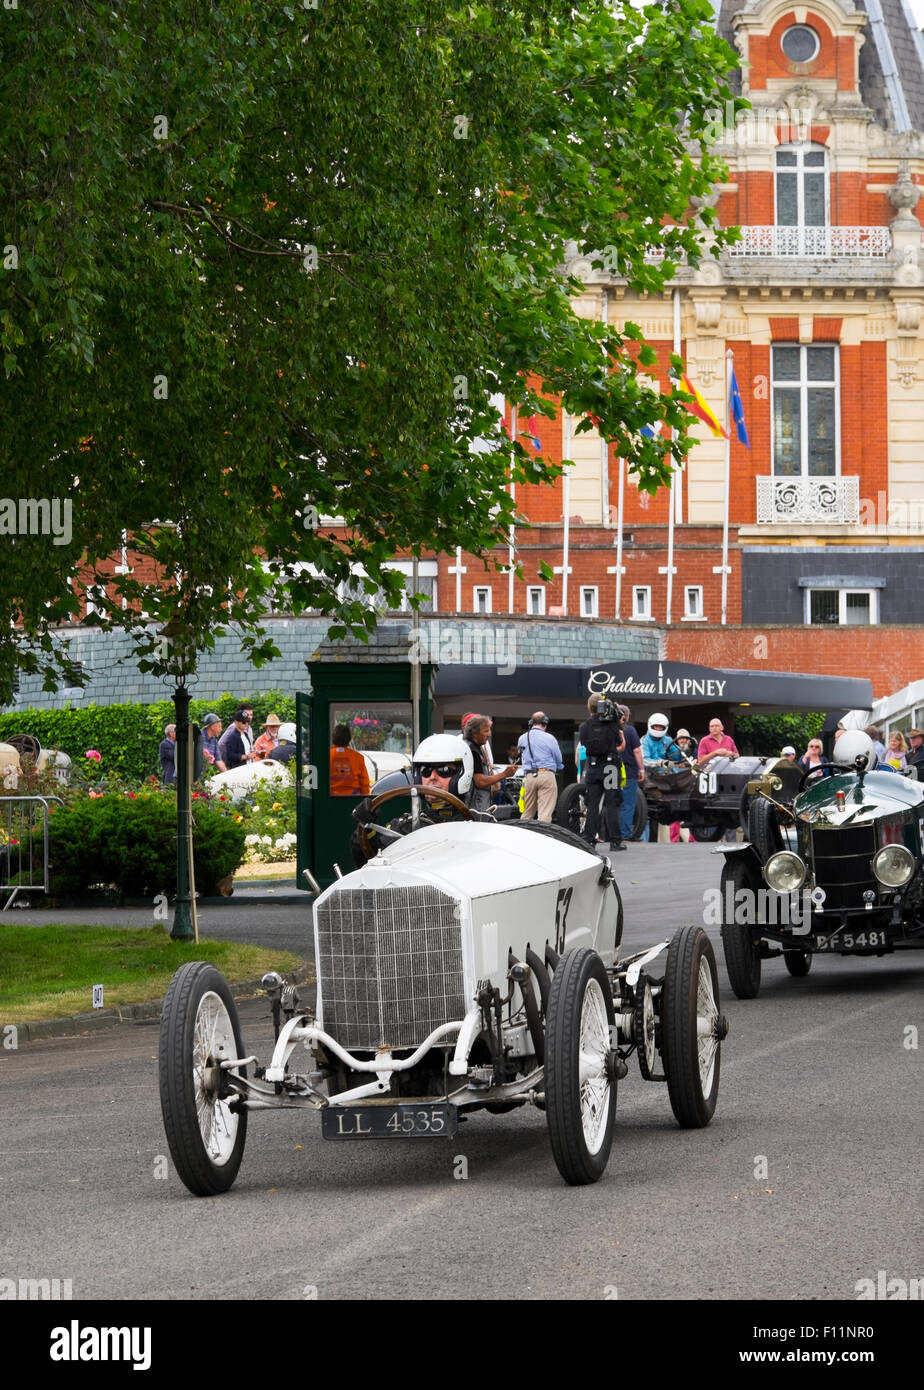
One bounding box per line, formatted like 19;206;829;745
350;735;479;865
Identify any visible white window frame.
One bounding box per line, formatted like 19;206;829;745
803;588;879;626
774;142;829;228
771;343;840;479
682;585;705;620
473;585;492;614
631;585;652;621
383;559;438;612
781;23;820;63
526;585;546;616
579;586;598;619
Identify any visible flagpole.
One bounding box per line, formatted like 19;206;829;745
615;453;625;618
561;411;571;616
508;402;516;614
721;348;732;626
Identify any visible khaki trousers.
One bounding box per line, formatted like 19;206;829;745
522;768;558;822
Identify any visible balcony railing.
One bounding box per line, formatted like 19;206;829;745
729;226;891;258
756;475;860;524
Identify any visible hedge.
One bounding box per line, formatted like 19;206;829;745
34;794;247;898
0;690;296;783
734;712;825;757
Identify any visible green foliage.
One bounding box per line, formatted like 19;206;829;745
38;793;246;898
0;0;741;700
0;690;295;782
735;713;825;758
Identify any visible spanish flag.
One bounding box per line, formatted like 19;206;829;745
680;374;729;440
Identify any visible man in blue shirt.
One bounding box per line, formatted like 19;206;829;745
199;714;227;773
640;713;685;765
517;712;563;822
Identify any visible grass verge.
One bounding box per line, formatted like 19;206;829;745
0;923;302;1023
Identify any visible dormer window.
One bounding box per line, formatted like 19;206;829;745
775;143;828;227
781;24;820;63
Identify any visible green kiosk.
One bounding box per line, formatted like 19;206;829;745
296;660;436;892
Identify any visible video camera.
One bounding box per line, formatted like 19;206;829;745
596;698;618;721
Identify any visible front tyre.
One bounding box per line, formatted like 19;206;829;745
545;949;617;1185
159;962;249;1196
720;858;762;999
662;926;726;1128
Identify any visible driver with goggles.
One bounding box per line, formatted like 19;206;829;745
351;735;482;865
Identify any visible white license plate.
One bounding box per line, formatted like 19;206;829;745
322;1103;458;1139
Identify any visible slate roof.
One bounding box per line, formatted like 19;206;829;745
713;0;924;132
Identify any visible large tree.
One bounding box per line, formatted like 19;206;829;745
0;0;739;701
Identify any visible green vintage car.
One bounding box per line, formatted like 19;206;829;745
716;731;924;999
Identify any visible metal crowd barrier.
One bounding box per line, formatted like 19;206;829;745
0;796;64;910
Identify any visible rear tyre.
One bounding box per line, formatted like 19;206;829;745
507;817;598;859
662;925;724;1128
720;858;762;999
159;962;249;1196
545;949;617;1185
553;781;589;838
784;949;812;977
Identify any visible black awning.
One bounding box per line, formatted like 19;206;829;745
434;659;872;716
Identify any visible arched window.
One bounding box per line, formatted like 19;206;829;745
775;143;828;227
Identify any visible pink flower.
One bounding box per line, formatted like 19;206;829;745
125;791;136;799
88;791;103;799
85;750;102;762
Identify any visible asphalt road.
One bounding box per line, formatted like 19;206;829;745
2;842;923;1302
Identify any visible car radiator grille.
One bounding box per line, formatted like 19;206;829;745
810;824;877;910
316;885;466;1050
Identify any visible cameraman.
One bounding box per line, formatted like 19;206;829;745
578;694;626;851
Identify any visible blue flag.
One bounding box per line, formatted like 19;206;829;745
729;367;750;448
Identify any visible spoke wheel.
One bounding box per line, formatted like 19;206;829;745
159;962;248;1196
634;976;661;1080
545;949;616;1185
662;926;725;1128
554;781;589;838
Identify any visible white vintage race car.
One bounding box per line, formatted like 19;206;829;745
158;816;727;1191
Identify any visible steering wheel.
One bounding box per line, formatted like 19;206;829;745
798;761;840;790
358;784;473;860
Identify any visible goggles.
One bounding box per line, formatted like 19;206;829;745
417;763;459;779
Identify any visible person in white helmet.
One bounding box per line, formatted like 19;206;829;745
269;722;297;765
831;729;877;771
640;714;684;765
351;734;480;865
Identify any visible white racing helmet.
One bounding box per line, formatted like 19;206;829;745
832;729;877;770
276;722;296;744
412;734;473;795
647;713;669;736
